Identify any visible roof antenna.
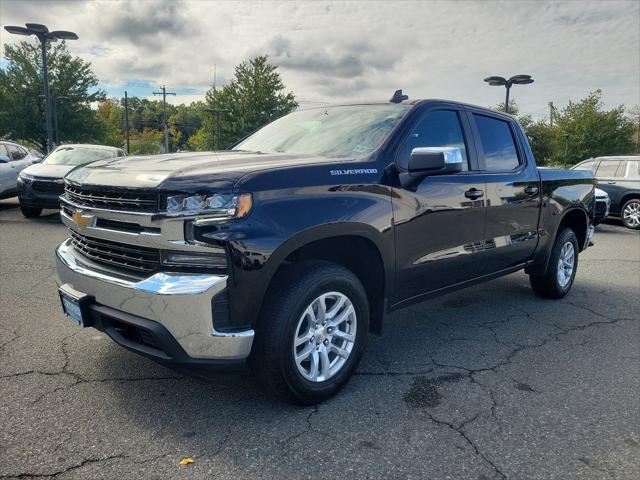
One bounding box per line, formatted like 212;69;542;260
389;89;408;103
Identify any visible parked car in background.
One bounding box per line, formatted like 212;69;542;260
0;140;42;199
572;156;640;229
593;188;610;226
17;144;125;218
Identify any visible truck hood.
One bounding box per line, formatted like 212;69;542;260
21;163;76;179
65;151;339;191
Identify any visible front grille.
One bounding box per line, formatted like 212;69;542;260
32;180;65;194
65;184;158;212
69;230;161;274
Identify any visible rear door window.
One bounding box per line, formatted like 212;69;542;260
595;161;621;178
473;114;521;171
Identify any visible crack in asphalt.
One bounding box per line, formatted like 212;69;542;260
281;405;319;445
426;413;506;479
0;453;127;479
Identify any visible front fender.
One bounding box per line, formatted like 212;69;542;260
217;184;394;328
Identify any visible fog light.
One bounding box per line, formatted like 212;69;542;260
161;250;227;268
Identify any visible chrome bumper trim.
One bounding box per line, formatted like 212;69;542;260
55;239;254;360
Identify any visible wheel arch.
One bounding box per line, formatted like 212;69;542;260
262;223;392;334
526;206;589;276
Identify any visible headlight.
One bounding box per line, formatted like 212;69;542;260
165;193;252;223
18;173;34;181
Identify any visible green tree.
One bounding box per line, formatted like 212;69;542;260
187;127;208;151
129;128;163;155
552;90;635;165
168;101;205;151
0;40;105;150
204;56;297;148
96;99;124;147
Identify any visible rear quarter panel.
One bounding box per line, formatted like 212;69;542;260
526;168;594;274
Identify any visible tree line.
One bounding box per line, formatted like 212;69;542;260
0;39;637;164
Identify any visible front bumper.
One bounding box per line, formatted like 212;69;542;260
55;239;254;364
17;177;63;209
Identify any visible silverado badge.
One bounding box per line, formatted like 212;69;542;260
72;211;95;230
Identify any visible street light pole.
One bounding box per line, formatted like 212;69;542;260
483;74;534;114
4;23;78;153
39;39;54;151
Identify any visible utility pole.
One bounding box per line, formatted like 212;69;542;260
206;66;230;150
124;91;130;154
548;102;555;127
153;84;176;153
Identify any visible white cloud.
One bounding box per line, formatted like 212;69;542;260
1;0;638;117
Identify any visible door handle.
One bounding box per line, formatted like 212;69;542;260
524;185;539;195
464;188;484;200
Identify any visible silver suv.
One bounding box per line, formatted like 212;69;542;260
0;141;42;199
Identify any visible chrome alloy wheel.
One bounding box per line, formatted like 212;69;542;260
622;200;640;228
292;292;357;382
557;241;575;288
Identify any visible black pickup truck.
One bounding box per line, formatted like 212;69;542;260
55;96;594;404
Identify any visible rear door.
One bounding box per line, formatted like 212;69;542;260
392;106;487;304
467;111;541;274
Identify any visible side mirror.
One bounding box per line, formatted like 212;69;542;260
0;155;10;164
408;147;463;176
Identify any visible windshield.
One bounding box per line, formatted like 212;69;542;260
233;104;408;158
43;146;116;166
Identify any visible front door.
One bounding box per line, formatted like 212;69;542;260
392;108;487;305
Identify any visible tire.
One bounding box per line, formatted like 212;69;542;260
529;228;579;299
621;198;640;230
251;260;369;405
20;205;42;218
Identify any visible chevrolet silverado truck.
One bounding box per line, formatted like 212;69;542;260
55;96;595;404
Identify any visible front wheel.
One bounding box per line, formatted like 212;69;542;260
251;261;369;405
621;199;640;230
20;205;42;218
529;228;579;299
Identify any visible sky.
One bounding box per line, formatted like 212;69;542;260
1;0;638;120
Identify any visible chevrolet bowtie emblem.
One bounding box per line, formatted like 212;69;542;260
72;211;95;230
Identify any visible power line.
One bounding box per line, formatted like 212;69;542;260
152;84;176;153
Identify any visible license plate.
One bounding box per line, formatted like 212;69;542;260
59;290;88;326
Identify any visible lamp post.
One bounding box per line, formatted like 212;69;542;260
483;74;534;114
4;23;78;153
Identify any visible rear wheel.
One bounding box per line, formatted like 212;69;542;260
621;199;640;230
251;261;369;404
20;205;42;218
529;228;579;299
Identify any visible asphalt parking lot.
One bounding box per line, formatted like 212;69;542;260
1;197;638;480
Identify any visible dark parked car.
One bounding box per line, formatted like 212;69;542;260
17;144;125;217
55;97;594;404
0;140;42;199
573;156;640;229
593;188;611;226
